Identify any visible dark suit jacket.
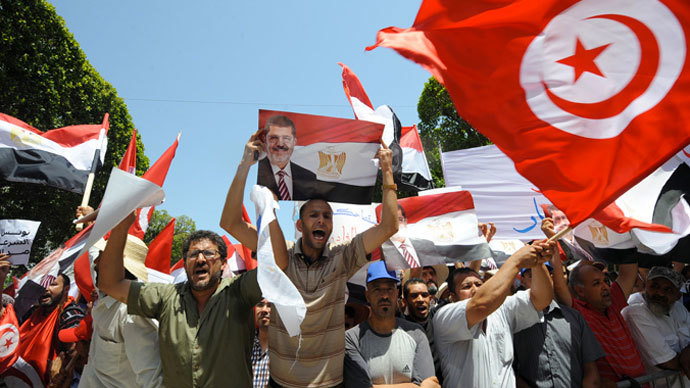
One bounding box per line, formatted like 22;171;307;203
381;238;446;270
256;157;374;204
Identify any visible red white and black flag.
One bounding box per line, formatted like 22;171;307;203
368;0;690;227
0;113;108;194
257;110;384;204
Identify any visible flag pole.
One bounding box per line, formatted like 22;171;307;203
547;226;572;242
76;114;108;231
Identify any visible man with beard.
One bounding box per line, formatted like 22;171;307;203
401;278;443;386
622;267;690;387
252;299;271;388
344;261;439;388
15;273;84;386
221;132;399;388
564;262;646;385
98;212;286;388
256;114;317;200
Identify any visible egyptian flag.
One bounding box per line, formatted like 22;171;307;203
0;113;108;193
119;129;138;174
368;0;690;228
258;110;383;204
129;133;180;239
575;157;690;265
376;190;491;271
400;125;432;190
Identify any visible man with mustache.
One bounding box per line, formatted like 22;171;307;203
256;115;316;200
98;213;287;388
622;267;690;387
344;261;440;388
221;132;399;387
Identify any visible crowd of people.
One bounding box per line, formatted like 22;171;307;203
0;127;689;388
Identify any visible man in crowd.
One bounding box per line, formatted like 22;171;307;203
14;272;84;386
80;237;163;388
221;132;399;387
622;266;690;387
401;278;443;385
98;211;285;387
252;299;271;388
513;224;604;387
256;114;316;200
344;261;439;388
433;241;555;387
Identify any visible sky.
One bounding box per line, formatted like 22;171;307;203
49;1;430;242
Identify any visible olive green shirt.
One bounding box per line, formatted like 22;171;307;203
127;270;261;388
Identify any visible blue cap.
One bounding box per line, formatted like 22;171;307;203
520;262;554;276
366;260;399;284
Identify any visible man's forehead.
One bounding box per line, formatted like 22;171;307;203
190;238;217;248
406;282;429;294
304;200;332;213
268;125;293;135
458;273;482;286
648;277;678;290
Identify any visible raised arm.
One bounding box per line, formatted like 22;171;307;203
542;218;573;307
529;241;556;311
362;140;399;254
220;132;263;251
616;262;639;300
465;242;548;328
97;213;135;303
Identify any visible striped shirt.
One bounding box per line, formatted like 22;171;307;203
572;282;646;382
269;234;368;388
251;331;270;388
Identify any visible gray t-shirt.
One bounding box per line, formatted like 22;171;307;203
344;318;435;387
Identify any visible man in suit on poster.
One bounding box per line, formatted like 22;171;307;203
382;204;446;270
257;115;317;200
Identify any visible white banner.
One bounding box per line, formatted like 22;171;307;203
441;145;551;240
0;219;41;265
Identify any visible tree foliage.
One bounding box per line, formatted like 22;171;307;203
0;0;149;264
417;77;491;187
143;209;197;268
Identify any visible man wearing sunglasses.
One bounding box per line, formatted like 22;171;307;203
98;214;287;388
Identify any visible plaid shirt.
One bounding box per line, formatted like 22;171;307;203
572;282;646;382
251;331;270;388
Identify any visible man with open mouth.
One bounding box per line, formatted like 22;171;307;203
221;132;400;388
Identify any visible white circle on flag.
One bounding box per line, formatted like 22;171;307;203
0;323;19;358
519;0;686;139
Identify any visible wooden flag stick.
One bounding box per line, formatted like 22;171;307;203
75;173;95;231
547;226;572;242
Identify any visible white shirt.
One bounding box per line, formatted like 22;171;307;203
392;238;421;267
79;294;164;388
622;292;690;388
433;290;541;387
270;162;293;199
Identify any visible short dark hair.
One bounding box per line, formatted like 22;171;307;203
447;267;481;293
264;115;296;137
422;266;436;274
298;199;332;221
403;278;427;299
182;230;227;261
397;204;407;221
57;273;70;290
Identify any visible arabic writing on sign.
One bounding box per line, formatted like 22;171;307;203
513;198;545;234
0;219;41;266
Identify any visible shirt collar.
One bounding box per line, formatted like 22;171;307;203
270;162;291;177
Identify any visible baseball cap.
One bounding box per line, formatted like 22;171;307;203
58;314;93;343
366;260;399;284
647;266;683;290
520;262;554;276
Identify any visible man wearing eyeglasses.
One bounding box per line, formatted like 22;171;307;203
98;215;288;388
257;114;316;200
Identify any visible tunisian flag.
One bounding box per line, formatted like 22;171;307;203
368;0;690;226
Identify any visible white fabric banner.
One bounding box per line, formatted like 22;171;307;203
0;219;41;265
441;145;551;240
251;185;306;337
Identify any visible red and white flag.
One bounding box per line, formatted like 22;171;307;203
368;0;690;226
400;124;432;189
119;129;137;174
0;304;20;374
129;133;180;239
170;258;186;284
0;113;108;194
257;110;383;204
145;218;175;274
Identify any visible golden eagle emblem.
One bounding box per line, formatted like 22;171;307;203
318;148;346;178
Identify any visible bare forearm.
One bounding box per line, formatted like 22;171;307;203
617;263;639;300
362;144;398;254
268;218;288;270
378;167;399;237
529;263;554;311
582;361;602;388
220;161;258;250
97;222;131;303
550;249;572;307
466;258;519;326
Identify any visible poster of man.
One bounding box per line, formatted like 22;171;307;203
257;110;384;204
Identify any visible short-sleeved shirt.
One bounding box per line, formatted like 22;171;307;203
344;318;435;387
433;290;542;387
513;300;605;388
404;306;443;386
269;234;368;388
572;281;646;382
622;293;690;387
128;269;262;388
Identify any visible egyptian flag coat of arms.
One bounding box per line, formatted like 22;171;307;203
368;0;690;227
257;110;383;204
0;113;108;194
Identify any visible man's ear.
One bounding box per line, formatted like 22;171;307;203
573;285;584;299
296;219;303;233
